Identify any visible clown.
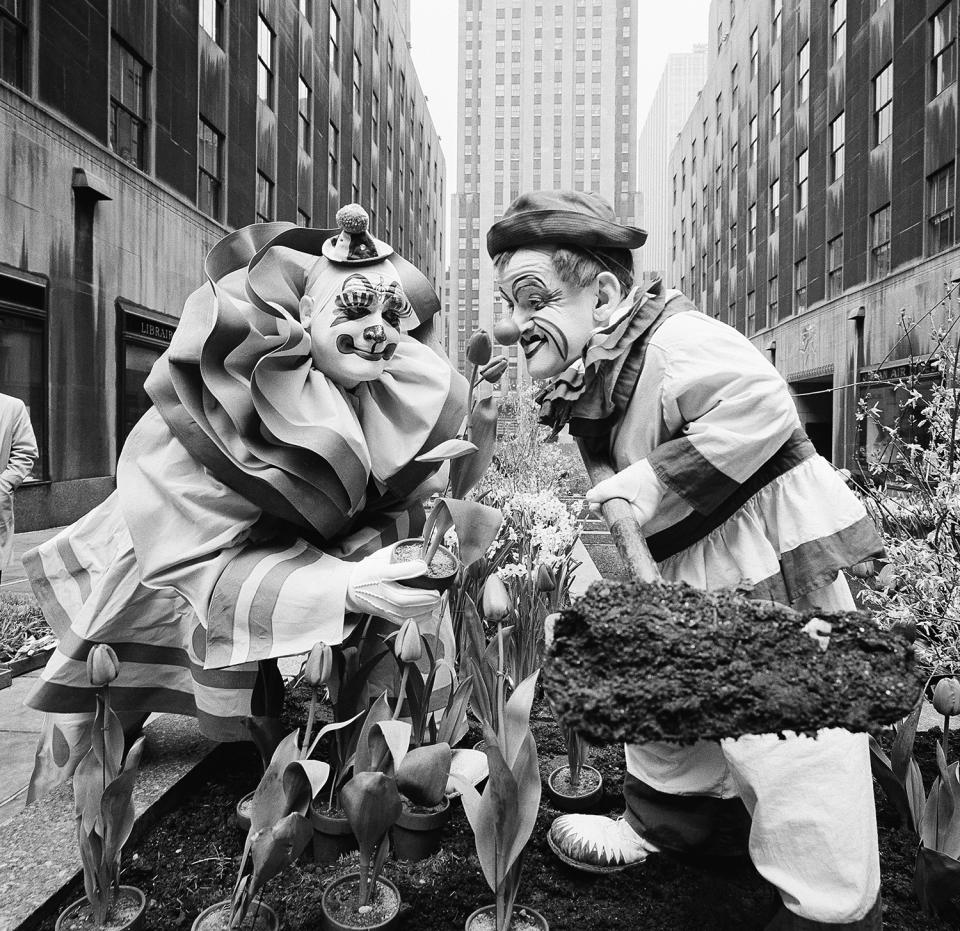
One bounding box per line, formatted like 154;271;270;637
488;191;885;931
25;206;466;798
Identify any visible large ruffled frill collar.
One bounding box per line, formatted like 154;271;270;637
536;280;678;437
145;223;467;541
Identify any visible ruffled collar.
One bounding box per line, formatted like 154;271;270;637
537;280;672;436
146;224;466;540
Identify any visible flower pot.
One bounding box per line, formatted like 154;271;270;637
321;874;401;931
545;764;603;813
311;800;359;865
392;795;451;861
465;904;549;931
236;790;254;832
191;899;279;931
391;538;459;593
56;886;147;931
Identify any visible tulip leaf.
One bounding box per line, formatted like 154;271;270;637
340;771;403;858
431;499;503;568
446;748;489;796
354;691;393;775
374;720;412;773
249;730;302;833
437;676;474;747
450;396;499;499
305;710;365;760
248;813;313;900
915;843;960;922
282;760;331;816
397;743;452;806
416;439;479;463
90;700;124;784
892;704;923;783
74;746;106;834
245;716;289;773
502;671;539;769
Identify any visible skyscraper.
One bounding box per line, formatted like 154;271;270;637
637;46;708;283
451;0;640;386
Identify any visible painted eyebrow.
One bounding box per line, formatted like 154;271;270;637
510;273;547;300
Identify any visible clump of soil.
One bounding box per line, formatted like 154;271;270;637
468;906;546;930
57;888;143;930
549;764;601;795
324;876;399;928
194;900;277;930
393;541;458;579
546;580;923;745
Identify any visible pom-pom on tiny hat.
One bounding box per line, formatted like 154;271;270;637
486;190;647;258
322;203;394;264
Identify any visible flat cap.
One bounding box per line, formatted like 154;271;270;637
486;190;647;257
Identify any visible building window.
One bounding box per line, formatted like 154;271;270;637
870;204;891;279
770;177;780;228
256;171;273;222
353;53;362;115
0;0;27;90
827;235;843;298
257;16;274;104
298;77;311;153
767;274;778;322
328;120;339;189
830;113;845;182
300;0;311;19
352;156;361;201
731;64;739;108
932;2;957;98
749;115;758;164
329;5;341;75
771;0;782;43
746;289;756;334
200;0;223;45
748;202;757;251
798;41;810;102
298;209;310;226
110;38;147;169
729;223;738;268
795;257;807;313
830;0;846;63
197;118;222;220
749;28;759;78
771;82;781;136
797;149;809;208
874;64;893;145
928;162;955;253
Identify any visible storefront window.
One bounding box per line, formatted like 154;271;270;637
118;306;175;447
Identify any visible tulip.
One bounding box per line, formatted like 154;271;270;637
493;318;521;345
303;642;334;689
536;563;557;592
482;574;512;621
479;356;509;384
86;643;120;687
933;677;960;717
394;618;422;663
465;329;492;366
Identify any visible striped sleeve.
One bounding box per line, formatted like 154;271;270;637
644;314;801;516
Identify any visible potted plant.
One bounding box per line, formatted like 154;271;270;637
235;715;288;833
194;705;330;930
393;742;454;861
453;669;548;931
56;645;148;931
545;725;603;813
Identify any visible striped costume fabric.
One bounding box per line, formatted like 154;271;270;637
25;224;466;798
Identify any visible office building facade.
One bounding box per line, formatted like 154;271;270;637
637;45;708;283
0;0;444;529
451;0;641;387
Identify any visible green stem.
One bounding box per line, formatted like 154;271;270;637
393;665;410;721
302;689;318;761
101;685;109;791
496;623;506;737
943;713;951;760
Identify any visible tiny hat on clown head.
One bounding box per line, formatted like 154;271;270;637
486;190;647;258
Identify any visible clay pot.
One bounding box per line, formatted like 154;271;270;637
465;904;549;931
236;790;254;833
320;874;401;931
191;899;279;931
391;538;459;592
56;886;146;931
392;795;451;861
545;764;604;813
311;801;359;865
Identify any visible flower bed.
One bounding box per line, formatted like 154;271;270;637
0;591;52;665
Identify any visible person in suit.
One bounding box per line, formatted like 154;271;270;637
0;392;38;585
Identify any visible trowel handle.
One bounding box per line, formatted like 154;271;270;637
576;439;662;584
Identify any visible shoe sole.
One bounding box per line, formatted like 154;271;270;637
546;829;647;874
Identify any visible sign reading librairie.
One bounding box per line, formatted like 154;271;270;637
123;312;175;345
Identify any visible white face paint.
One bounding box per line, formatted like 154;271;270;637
301;267;412;388
495;249;598;380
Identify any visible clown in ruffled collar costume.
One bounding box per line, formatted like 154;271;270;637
488;191;885;930
25;206;467;800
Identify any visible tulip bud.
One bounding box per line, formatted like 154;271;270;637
465;330;493;366
303;642;334;688
86;643;120;687
479;357;509;384
394;618;422;663
493;318;521;346
481;574;512;621
933;677;960;717
536;563;557;592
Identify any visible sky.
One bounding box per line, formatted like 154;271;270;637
408;0;713;203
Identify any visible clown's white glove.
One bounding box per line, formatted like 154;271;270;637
544;612;561;651
801;617;833;651
585;459;666;529
345;545;440;625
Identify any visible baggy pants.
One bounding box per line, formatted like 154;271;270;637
623;575;882;928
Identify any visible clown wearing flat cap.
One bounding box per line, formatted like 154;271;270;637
25;206;466;798
488;191;885;930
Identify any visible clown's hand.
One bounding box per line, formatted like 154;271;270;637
346;545;439;625
801;617;833;652
544;612;561;651
585;459;666;529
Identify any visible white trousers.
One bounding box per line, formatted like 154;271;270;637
625;574;881;924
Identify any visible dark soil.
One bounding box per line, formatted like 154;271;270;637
33;694;955;931
468;905;547;930
549;764;601;795
56;888;143;930
193;900;277;930
324;876;399;928
547;580;924;745
393;541;457;579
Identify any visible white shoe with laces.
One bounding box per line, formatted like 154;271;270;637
547;813;660;873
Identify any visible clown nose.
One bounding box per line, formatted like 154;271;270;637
494;319;521;345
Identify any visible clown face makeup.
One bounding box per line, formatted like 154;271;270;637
300;261;413;388
495;248;600;380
